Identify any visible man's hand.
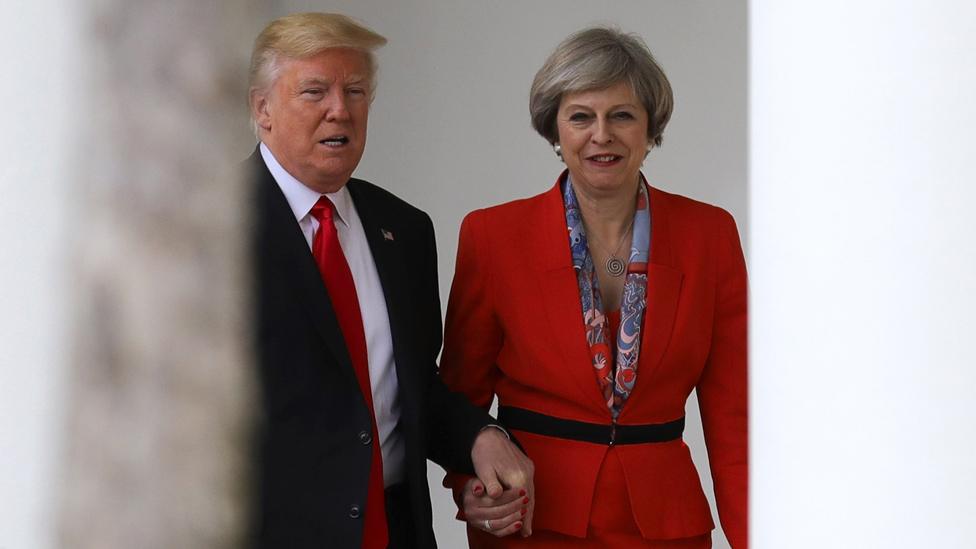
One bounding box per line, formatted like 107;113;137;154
470;427;535;537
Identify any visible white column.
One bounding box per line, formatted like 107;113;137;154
751;2;976;548
50;2;269;548
0;2;77;548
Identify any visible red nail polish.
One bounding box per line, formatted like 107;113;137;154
522;497;529;504
520;508;527;516
519;489;526;497
514;522;522;531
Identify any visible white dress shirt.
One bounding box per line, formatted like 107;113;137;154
260;143;405;487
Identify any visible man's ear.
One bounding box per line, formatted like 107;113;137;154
250;88;273;132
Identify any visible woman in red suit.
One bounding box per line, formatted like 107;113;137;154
439;26;747;548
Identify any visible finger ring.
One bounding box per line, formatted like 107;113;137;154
484;519;492;531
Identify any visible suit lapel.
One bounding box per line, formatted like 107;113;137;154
536;182;614;414
535;178;685;418
345;181;421;407
251;150;359;389
625;187;684;410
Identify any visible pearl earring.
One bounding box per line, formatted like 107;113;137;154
553;143;563;161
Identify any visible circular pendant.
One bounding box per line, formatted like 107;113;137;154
605;256;626;277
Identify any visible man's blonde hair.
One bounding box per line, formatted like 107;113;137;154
248;13;387;132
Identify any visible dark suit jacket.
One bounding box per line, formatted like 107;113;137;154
249;149;492;548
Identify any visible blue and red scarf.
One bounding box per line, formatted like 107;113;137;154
563;174;651;419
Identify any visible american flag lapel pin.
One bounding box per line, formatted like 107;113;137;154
381;229;395;241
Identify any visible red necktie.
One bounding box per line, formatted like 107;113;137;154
310;197;388;549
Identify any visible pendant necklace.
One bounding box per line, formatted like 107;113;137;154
587;217;635;277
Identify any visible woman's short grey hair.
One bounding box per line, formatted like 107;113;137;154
248;13;386;133
529;26;673;148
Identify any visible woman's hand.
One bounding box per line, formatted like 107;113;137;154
469;427;535;535
461;477;529;537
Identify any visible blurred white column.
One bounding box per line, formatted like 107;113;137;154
55;2;264;548
0;2;76;549
751;2;976;548
3;2;267;548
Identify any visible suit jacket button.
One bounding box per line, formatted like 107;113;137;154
349;504;361;519
358;430;372;445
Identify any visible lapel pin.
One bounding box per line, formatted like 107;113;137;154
381;229;395;241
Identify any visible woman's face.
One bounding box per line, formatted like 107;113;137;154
555;80;649;198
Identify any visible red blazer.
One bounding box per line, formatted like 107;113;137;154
440;177;747;547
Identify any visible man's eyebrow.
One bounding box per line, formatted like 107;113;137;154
344;74;368;85
296;77;331;87
295;75;368;88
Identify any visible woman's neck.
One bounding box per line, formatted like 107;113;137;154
572;177;640;243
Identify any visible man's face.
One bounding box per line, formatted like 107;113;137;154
253;48;371;193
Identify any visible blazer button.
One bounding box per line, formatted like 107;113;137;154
349;504;361;519
358;430;372;445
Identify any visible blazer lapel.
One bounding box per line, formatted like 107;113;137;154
536;181;615;415
625;186;683;410
535;178;685;419
344;181;421;407
251;150;359;388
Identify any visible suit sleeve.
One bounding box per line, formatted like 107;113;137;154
437;210;506;508
696;209;748;548
440;211;504;408
419;211;496;475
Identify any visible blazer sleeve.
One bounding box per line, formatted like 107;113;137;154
419;211;495;475
440;210;505;407
696;208;748;548
438;210;506;504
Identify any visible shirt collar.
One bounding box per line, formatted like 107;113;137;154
259;142;352;227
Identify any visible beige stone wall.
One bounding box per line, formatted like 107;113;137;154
59;3;273;548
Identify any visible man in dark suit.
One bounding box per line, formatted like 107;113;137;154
247;12;534;549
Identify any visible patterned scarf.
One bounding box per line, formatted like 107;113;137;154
563;174;651;419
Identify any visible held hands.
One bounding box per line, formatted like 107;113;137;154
469;428;535;537
462;478;529;537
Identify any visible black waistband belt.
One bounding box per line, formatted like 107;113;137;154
498;406;684;446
